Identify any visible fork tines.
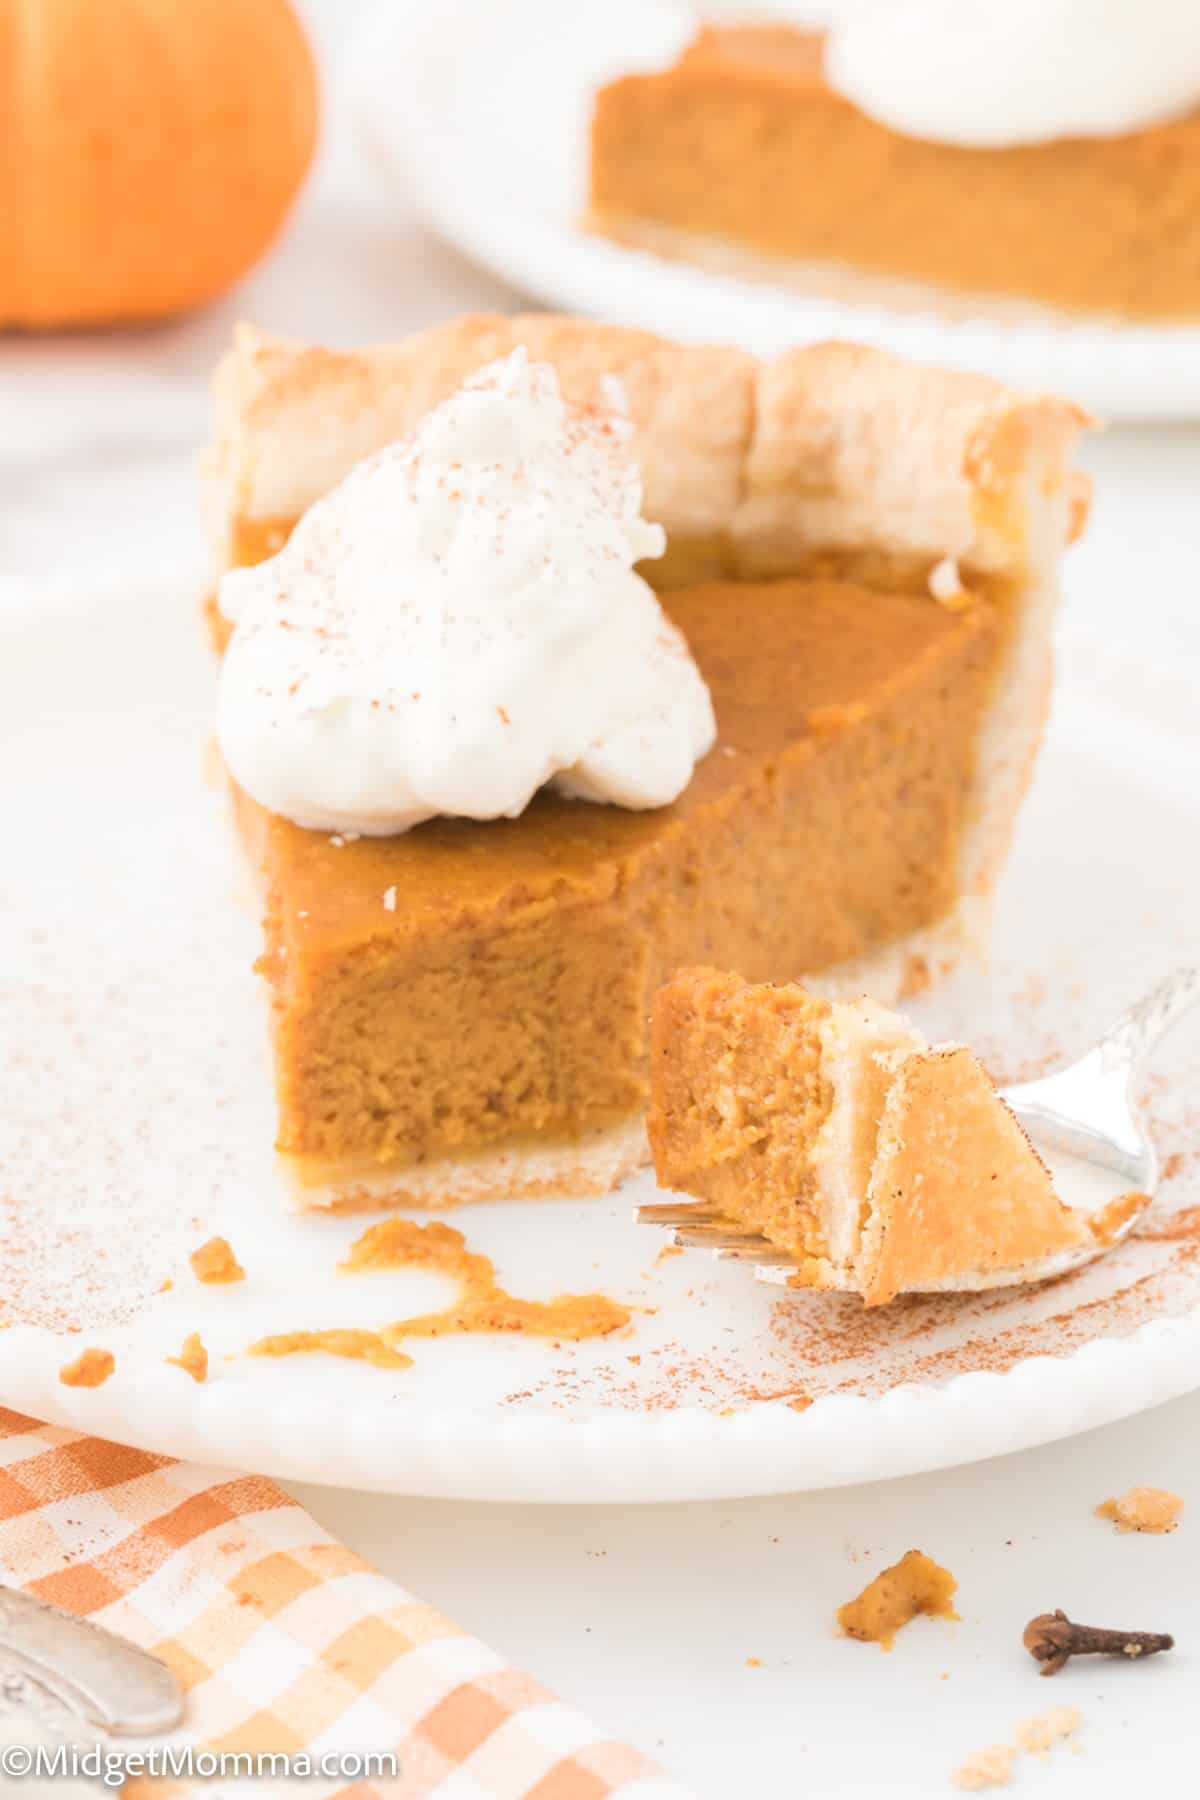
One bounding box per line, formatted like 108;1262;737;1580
634;1201;800;1269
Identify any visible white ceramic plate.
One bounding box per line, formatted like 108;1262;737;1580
348;0;1200;422
3;558;1200;1502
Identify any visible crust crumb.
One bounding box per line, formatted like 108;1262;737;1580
1014;1707;1083;1754
837;1549;958;1650
166;1333;209;1383
1096;1486;1183;1533
59;1348;114;1389
954;1706;1083;1789
952;1746;1013;1790
190;1237;245;1284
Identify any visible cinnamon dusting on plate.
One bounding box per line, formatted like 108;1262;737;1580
1136;1203;1200;1241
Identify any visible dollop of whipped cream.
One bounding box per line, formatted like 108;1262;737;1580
825;0;1200;148
216;350;716;835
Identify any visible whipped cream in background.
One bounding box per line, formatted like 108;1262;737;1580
824;0;1200;149
217;350;716;836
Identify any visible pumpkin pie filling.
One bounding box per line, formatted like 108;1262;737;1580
236;577;999;1193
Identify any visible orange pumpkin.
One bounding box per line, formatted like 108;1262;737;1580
0;0;319;328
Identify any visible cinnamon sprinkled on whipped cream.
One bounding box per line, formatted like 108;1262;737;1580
217;349;715;836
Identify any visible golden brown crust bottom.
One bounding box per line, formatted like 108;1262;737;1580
859;1047;1089;1305
280;1117;652;1212
588;208;1155;334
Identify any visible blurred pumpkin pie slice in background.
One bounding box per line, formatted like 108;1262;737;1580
588;19;1200;322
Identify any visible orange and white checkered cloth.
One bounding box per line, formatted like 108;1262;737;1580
0;1409;690;1798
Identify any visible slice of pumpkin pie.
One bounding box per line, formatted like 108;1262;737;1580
648;968;1100;1305
202;315;1090;1210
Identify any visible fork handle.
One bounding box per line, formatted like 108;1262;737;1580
1098;966;1200;1076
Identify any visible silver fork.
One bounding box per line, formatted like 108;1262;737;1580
636;967;1200;1292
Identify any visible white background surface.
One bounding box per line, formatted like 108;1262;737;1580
3;3;1199;1793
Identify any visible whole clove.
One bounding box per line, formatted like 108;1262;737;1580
1023;1609;1174;1677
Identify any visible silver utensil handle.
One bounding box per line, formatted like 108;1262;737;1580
1098;966;1200;1076
0;1588;183;1737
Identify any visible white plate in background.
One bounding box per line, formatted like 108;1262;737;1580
349;0;1200;421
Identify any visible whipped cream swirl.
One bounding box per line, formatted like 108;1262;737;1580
217;350;716;835
825;0;1200;148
